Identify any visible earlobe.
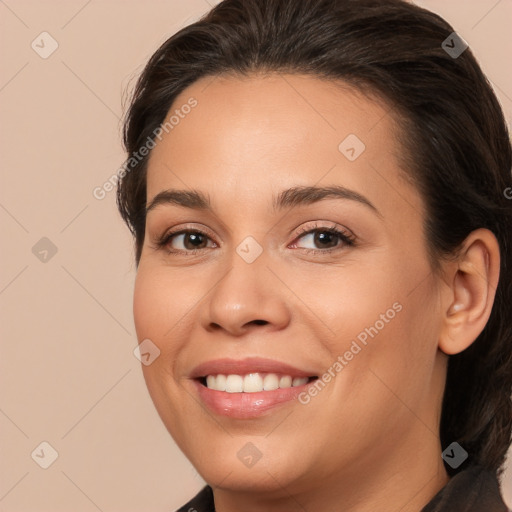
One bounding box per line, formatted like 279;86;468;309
438;229;500;356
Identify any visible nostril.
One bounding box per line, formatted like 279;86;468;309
252;320;267;325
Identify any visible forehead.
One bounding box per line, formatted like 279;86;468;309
145;73;419;219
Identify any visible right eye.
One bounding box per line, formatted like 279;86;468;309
156;228;217;255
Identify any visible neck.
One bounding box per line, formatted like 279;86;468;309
211;435;450;512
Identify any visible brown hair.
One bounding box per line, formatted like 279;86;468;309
117;0;512;478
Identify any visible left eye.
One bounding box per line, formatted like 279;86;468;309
291;226;355;252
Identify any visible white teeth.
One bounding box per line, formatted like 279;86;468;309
216;374;227;390
279;375;292;388
243;373;263;393
263;373;279;390
204;373;311;392
225;374;243;393
206;375;216;389
207;374;227;391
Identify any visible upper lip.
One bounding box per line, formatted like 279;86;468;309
189;357;318;379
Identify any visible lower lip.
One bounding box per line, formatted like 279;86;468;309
192;379;314;419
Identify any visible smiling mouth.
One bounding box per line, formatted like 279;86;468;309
197;372;318;393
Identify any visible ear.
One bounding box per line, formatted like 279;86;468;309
438;228;500;355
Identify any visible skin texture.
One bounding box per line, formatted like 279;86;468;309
133;73;500;512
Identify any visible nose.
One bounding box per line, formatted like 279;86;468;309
199;252;291;337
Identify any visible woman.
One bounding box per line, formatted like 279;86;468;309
116;0;512;510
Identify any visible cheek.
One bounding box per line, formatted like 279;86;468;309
343;276;440;416
312;251;438;395
133;269;162;341
296;260;405;355
133;266;187;340
133;267;185;376
133;268;187;428
133;265;204;390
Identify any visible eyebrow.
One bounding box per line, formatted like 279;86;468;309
145;185;382;218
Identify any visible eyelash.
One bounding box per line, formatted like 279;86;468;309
154;222;356;256
292;223;356;254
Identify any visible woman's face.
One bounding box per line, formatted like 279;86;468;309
134;74;448;498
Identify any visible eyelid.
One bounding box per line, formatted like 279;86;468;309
153;221;356;255
159;223;216;242
289;221;356;250
293;221;353;239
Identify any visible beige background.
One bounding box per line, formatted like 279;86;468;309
0;0;511;510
